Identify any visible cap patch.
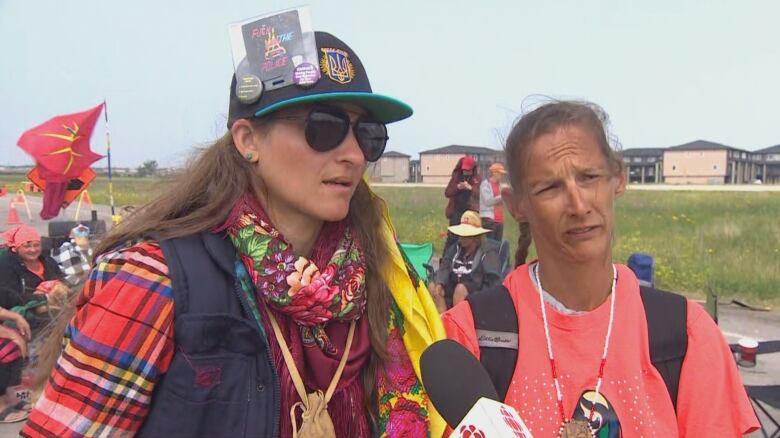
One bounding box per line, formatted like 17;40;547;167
320;48;354;84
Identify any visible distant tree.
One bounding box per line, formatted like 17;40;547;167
137;160;159;177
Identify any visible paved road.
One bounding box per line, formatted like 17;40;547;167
0;194;115;237
373;182;780;191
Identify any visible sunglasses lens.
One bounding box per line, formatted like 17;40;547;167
305;110;350;152
355;121;388;162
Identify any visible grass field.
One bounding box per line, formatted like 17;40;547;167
2;174;778;303
374;187;780;305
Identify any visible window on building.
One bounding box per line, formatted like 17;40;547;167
672;165;677;171
713;165;718;170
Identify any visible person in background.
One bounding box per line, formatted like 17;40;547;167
0;306;31;423
52;224;93;287
443;156;480;256
429;211;502;312
479;162;507;241
442;101;758;437
0;226;63;323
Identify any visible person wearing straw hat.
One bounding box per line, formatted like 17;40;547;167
479;162;508;241
429;210;502;312
24;8;445;438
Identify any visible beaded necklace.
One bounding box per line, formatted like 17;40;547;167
532;263;617;438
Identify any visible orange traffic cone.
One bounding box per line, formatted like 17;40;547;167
81;191;93;207
0;186;7;197
6;203;21;225
13;193;24;204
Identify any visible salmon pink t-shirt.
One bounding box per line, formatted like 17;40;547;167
442;263;758;437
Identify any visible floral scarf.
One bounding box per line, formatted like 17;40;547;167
222;195;367;355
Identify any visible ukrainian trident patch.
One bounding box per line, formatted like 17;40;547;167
320;48;355;84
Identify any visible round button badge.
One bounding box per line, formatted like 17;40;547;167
236;74;263;104
292;63;320;88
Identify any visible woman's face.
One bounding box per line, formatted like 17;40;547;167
16;240;42;262
507;124;625;264
240;102;368;225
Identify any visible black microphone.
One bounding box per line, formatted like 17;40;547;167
421;339;500;427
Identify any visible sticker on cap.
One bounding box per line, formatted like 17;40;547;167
320;48;354;84
228;7;318;92
292;62;320;88
236;74;263;104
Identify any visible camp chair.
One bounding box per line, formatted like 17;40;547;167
627;252;655;287
730;340;780;437
399;242;434;283
498;239;511;278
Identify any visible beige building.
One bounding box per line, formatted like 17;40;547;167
419;145;504;184
366;151;410;183
663;140;763;184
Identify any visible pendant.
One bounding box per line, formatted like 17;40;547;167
559;419;594;438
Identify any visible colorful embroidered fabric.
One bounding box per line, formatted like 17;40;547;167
377;299;431;438
223;196;367;354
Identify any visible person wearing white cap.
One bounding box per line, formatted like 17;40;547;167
429;210;502;312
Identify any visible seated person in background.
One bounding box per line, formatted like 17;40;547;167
429;210;502;312
53;224;93;287
0;226;65;328
0;306;31;423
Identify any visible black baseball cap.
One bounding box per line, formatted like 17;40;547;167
227;31;412;128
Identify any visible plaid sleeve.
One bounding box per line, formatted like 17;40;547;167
52;243;92;287
21;242;175;438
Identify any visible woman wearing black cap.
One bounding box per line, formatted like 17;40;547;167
23;27;446;438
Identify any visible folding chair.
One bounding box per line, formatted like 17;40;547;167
399;242;434;283
498;239;511;278
731;340;780;437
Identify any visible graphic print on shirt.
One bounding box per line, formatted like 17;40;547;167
571;390;621;438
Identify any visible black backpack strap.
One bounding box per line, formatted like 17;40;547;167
639;285;688;412
465;285;518;400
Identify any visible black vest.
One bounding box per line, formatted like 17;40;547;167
138;232;280;438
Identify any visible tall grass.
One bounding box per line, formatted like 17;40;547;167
375;187;780;304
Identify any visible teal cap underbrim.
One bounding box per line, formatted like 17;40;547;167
252;91;413;123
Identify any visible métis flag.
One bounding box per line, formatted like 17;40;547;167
17;103;105;219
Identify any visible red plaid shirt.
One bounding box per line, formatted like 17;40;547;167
22;242;174;437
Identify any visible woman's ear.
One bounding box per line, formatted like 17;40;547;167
614;169;627;198
502;186;529;223
230;119;261;163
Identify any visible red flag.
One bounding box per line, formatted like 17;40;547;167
17;103;105;182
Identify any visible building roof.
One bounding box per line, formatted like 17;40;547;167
620;147;665;157
755;144;780;155
419;145;503;155
667;140;746;153
381;151;411;158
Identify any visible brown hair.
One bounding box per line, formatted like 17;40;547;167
93;127;392;428
504;100;624;266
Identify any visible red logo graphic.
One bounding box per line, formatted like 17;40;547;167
500;406;526;437
458;424;486;438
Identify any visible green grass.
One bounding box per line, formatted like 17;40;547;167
0;174;169;207
2;173;777;303
375;187;780;305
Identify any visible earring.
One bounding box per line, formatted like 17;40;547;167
245;152;254;162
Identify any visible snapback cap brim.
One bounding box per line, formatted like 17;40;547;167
252;91;413;123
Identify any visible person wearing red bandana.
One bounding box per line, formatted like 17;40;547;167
442;101;759;437
23;24;445;438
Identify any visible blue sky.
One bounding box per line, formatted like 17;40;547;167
2;0;779;167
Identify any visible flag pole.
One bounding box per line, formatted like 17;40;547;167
103;99;116;217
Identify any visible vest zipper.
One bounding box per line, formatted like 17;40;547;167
233;280;280;437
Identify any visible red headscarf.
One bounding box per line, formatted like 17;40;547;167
1;225;41;250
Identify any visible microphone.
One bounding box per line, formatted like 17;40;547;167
421;339;533;437
421;339;499;426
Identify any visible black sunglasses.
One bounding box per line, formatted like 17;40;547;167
270;106;389;162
